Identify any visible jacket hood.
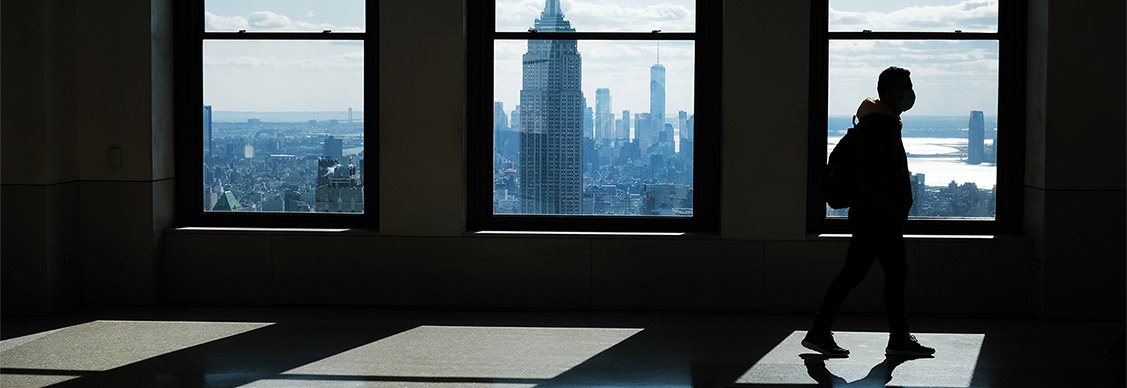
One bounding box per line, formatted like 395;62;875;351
857;97;902;125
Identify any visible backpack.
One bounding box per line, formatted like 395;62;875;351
825;116;860;209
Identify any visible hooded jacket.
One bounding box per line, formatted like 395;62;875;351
851;98;913;220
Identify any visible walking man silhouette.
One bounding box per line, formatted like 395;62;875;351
802;66;935;357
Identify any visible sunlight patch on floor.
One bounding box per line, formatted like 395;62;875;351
237;326;643;387
736;330;984;387
0;320;273;388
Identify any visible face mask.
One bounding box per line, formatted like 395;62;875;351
899;89;916;112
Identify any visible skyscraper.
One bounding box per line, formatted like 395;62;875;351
678;111;688;139
324;135;343;161
203;105;213;157
968;110;985;164
348;107;353;123
596;88;612;141
494;101;508;151
494;101;508;132
519;0;583;214
621;109;631;140
315;156;363;213
650;48;666;145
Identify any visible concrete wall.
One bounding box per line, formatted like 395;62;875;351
4;1;1124;318
1025;0;1127;319
1;0;174;314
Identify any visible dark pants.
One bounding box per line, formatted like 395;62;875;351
812;211;909;336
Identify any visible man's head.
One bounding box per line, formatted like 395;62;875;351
877;66;914;114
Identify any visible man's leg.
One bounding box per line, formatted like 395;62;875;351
876;227;935;356
812;232;878;334
876;230;909;336
804;232;877;356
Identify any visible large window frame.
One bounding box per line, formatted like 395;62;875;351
173;1;377;228
467;1;721;232
806;0;1026;235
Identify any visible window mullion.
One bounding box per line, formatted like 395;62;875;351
202;33;367;41
827;32;998;41
492;32;695;41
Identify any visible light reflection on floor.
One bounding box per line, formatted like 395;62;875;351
0;320;273;388
735;331;984;387
237;326;643;388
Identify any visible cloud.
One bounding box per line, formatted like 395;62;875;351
306;10;316;18
248;11;293;29
205;51;364;71
496;0;696;32
207;10;361;32
205;12;249;31
830;0;998;32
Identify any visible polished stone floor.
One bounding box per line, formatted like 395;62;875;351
1;307;1122;387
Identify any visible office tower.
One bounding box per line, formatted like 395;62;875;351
635;113;652;152
348;107;353;123
204;186;218;212
991;129;998;163
596;88;612;141
650;49;666;141
203;105;213;157
519;0;583;214
494;101;508;132
494;101;508;151
583;103;594;139
323;135;343;161
283;189;308;212
968;110;985;164
621;109;631;140
315;156;364;213
510;105;520;132
212;191;243;211
678;111;688;138
687;114;695;140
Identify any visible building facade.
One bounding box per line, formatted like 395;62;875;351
519;0;584;214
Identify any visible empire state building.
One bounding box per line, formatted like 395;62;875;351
519;0;584;214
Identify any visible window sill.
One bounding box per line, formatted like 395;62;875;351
813;233;1031;242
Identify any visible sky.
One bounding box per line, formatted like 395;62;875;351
203;0;365;112
828;0;1000;116
201;0;999;116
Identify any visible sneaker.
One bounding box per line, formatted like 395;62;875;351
886;334;935;356
802;331;850;357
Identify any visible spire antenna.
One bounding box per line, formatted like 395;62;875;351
657;42;661;64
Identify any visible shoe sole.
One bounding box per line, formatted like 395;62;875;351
885;348;936;356
802;340;849;356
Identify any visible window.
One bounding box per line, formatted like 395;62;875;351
175;1;376;227
469;0;720;232
808;0;1025;234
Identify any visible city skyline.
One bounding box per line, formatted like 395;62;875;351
202;1;998;115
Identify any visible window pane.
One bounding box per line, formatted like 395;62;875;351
829;0;998;32
205;0;364;32
203;40;364;213
494;40;695;216
827;40;998;219
496;0;695;33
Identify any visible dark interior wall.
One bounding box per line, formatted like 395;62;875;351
2;1;1123;318
1025;0;1127;319
1;0;174;313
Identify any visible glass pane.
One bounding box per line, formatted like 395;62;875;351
496;0;695;33
829;0;998;32
494;39;695;216
205;0;364;32
203;40;365;214
827;40;998;219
